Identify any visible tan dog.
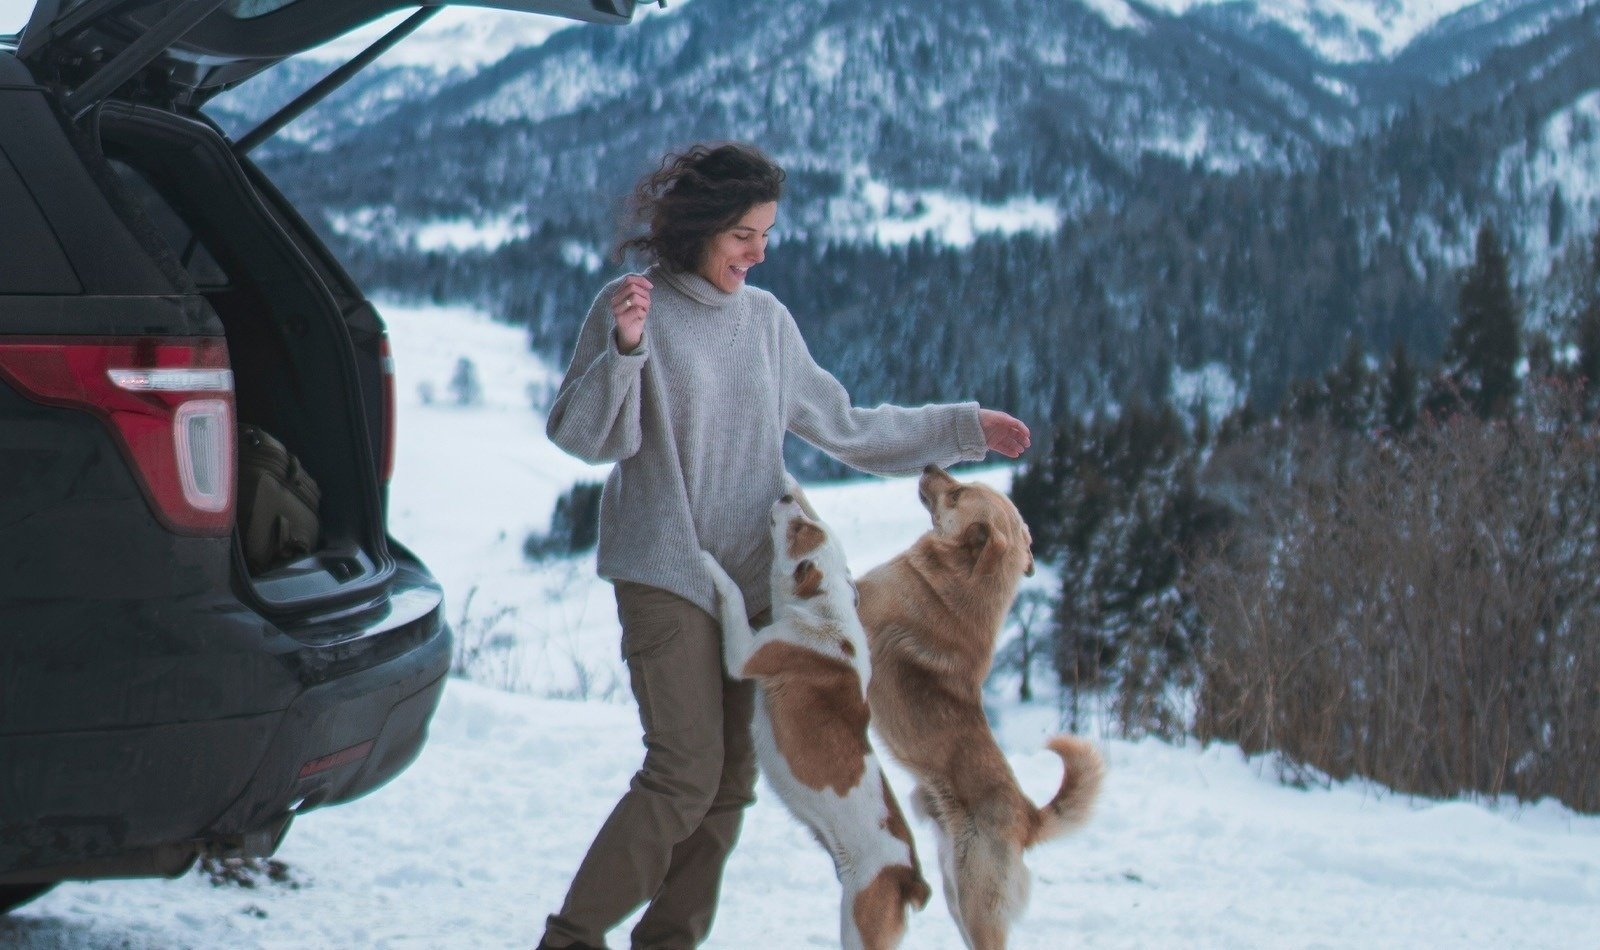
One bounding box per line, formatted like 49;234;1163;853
702;484;930;950
857;465;1105;950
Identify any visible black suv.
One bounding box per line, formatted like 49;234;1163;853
0;0;637;914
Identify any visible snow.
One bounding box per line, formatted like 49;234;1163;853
7;300;1600;948
323;209;531;253
842;178;1062;248
1109;0;1483;62
1074;0;1149;32
1171;361;1243;421
1496;89;1600;277
412;216;531;253
301;2;693;74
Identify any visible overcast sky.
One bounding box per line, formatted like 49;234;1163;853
1;0;34;35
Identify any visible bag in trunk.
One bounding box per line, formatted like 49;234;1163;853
236;425;321;573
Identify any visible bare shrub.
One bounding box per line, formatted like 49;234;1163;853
1193;400;1600;811
450;586;526;693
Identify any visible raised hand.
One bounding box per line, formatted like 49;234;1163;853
978;408;1031;458
611;274;654;354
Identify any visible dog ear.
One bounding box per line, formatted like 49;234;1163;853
793;559;824;598
960;521;1008;573
787;519;827;558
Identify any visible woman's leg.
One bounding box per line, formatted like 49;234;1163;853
628;671;756;949
540;584;755;949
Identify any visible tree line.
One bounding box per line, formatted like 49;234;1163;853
1009;221;1600;812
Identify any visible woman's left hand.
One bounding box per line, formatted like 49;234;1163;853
979;408;1031;458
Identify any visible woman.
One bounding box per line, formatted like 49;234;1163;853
538;142;1030;950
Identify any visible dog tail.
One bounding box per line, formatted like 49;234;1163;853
1027;735;1106;847
699;551;753;678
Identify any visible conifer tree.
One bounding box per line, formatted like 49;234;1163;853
1326;339;1371;433
1382;342;1419;435
1441;222;1520;419
1575;225;1600;410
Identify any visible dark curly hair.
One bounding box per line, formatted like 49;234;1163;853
616;142;786;273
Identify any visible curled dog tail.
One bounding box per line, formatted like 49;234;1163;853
1027;735;1106;848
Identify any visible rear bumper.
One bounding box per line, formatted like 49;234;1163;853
0;567;450;882
207;603;451;840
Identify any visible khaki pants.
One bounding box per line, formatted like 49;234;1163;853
542;581;761;950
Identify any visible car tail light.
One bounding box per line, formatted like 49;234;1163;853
0;337;236;534
379;333;396;484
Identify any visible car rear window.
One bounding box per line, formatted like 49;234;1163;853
0;146;81;294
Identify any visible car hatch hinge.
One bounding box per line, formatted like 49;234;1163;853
61;0;230;120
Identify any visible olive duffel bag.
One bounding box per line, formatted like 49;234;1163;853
236;425;322;574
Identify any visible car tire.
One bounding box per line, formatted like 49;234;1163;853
0;882;56;915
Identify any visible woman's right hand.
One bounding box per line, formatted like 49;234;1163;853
611;274;653;354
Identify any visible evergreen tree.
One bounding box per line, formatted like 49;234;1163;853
1440;222;1520;419
1575;226;1600;409
1548;185;1567;247
1382;342;1419;435
1326;340;1372;433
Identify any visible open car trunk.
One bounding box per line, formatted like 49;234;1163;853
95;101;393;611
14;0;640;612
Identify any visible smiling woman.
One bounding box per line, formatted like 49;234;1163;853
535;141;1032;950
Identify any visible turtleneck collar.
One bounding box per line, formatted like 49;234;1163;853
650;264;738;309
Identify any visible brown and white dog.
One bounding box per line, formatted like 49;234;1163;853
701;485;930;950
857;465;1105;950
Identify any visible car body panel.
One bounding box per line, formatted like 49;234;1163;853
17;0;637;108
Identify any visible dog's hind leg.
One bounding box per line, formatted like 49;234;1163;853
928;819;973;949
911;785;972;949
952;831;1025;950
699;551;755;678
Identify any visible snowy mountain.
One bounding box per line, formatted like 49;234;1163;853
202;0;1600;425
221;0;1596;246
5;300;1596;949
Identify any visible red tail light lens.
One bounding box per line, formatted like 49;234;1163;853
379;333;396;484
0;337;236;535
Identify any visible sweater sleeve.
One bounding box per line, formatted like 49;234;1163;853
779;307;987;477
545;281;649;464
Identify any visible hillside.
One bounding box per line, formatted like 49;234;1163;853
207;0;1600;456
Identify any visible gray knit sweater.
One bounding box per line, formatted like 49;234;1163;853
545;265;988;618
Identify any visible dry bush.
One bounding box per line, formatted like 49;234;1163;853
1192;403;1600;811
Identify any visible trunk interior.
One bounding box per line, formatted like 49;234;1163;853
90;103;394;611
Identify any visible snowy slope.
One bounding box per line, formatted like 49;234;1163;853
301;2;694;71
305;1;1485;72
3;301;1598;948
1107;0;1483;61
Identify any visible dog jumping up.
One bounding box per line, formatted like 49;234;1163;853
858;465;1105;950
702;485;930;950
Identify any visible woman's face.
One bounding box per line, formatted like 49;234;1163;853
697;201;777;293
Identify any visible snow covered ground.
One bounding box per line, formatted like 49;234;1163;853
5;301;1599;949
